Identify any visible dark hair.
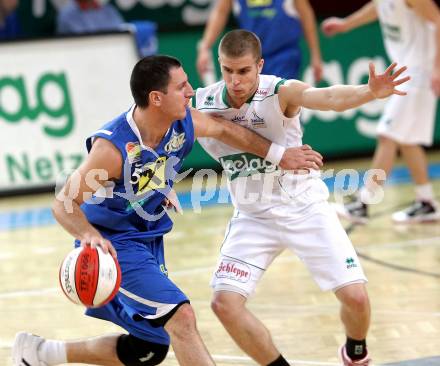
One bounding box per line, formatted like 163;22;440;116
130;55;182;108
219;30;262;62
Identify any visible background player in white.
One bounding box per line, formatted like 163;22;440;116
195;30;410;366
322;0;440;224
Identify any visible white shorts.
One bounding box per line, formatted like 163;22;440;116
210;181;367;296
377;86;437;146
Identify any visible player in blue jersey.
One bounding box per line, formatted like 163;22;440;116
196;0;322;83
12;55;323;366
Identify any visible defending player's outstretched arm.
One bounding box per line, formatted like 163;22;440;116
279;62;410;115
190;107;323;171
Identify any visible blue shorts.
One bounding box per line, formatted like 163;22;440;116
75;236;188;345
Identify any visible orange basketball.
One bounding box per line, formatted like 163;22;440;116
59;246;121;308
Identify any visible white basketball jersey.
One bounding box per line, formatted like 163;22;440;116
375;0;435;87
196;75;320;215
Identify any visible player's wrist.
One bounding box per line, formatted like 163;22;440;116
265;143;286;165
197;40;210;51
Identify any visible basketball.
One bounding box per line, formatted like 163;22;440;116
59;246;121;308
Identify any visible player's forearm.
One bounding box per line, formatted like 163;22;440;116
433;22;440;70
319;84;375;111
297;2;321;61
343;1;378;32
199;0;230;50
52;198;101;241
217;119;271;157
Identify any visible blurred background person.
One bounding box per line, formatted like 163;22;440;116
56;0;124;35
196;0;323;85
322;0;440;224
0;0;20;40
56;0;158;57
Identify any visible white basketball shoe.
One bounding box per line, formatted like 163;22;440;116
12;332;47;366
339;345;372;366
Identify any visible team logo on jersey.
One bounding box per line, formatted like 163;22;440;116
164;129;186;153
204;95;215;106
130;156;167;195
231;115;246;124
219;152;277;181
215;259;251;283
255;88;269;97
250;111;266;128
126;142;142;163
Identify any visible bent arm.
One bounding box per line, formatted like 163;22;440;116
321;1;377;36
52;138;122;246
191;108;274;160
342;1;378;31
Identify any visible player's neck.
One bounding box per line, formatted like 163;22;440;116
133;106;172;148
226;80;259;109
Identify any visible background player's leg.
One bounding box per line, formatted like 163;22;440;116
399;144;430;186
164;303;215;366
211;291;287;366
365;136;398;191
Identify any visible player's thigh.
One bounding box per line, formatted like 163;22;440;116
211;213;282;297
282;201;367;291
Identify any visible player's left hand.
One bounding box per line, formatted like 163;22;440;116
368;62;410;99
162;189;183;214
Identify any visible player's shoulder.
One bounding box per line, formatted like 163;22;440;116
253;74;287;100
194;80;228;110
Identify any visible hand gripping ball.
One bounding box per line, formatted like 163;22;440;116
59;246;121;307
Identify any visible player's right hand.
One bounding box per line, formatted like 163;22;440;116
196;47;211;77
321;17;347;36
80;233;117;259
279;145;323;171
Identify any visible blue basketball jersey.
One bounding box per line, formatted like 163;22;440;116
234;0;303;79
81;105;194;241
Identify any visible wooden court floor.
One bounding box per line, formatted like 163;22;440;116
1;157;440;366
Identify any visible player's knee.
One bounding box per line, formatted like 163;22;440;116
342;289;370;313
211;293;235;320
116;334;169;366
165;303;197;337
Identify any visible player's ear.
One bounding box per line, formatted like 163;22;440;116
257;58;264;74
150;91;162;106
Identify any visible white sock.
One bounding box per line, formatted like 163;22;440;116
415;183;435;202
37;339;67;366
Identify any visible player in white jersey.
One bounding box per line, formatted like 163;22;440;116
195;30;410;366
322;0;440;224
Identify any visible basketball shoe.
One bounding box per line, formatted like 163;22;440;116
339;345;372;366
332;195;368;225
12;332;47;366
392;200;440;223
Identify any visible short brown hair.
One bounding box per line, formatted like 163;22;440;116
219;30;262;62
